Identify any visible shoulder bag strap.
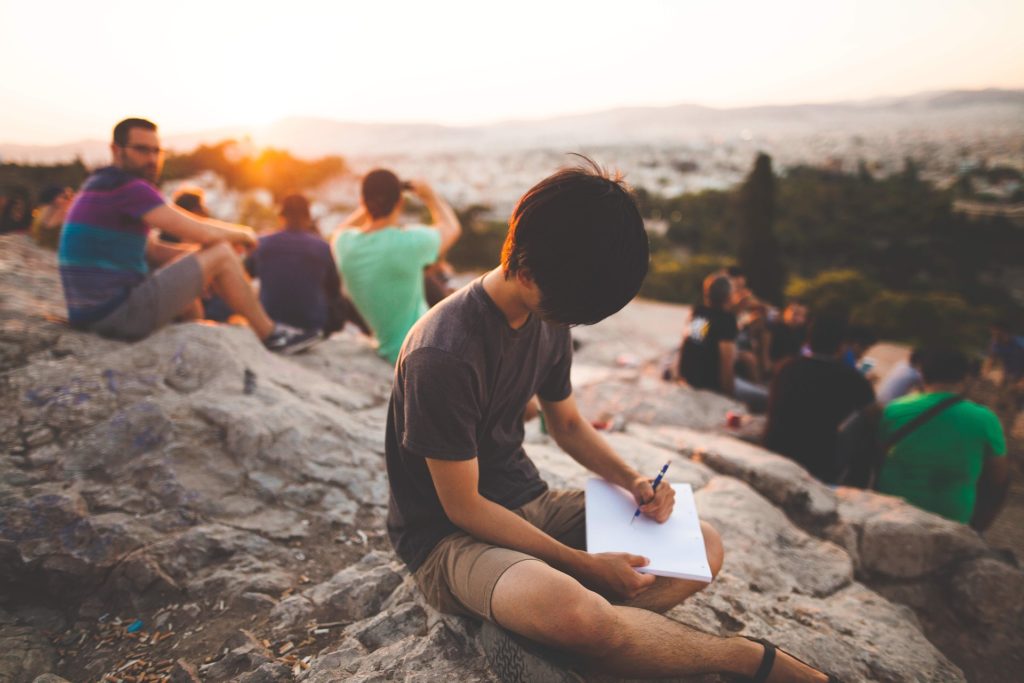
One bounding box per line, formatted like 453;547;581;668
884;394;963;451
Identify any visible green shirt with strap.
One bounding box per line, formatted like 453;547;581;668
877;391;1006;523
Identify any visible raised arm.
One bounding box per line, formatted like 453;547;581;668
408;180;461;255
539;393;675;524
426;456;655;600
338;205;369;229
143;204;256;249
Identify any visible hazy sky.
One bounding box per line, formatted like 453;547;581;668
2;0;1022;145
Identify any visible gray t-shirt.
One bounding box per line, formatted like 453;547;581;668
385;277;573;571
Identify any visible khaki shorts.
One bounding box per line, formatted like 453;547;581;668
414;489;586;622
92;253;204;341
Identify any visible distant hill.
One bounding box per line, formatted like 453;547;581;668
3;88;1022;163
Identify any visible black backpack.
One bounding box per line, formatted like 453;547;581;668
835;395;963;489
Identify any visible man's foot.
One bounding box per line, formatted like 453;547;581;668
264;324;323;355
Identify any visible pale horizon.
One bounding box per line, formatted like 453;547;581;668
2;0;1023;146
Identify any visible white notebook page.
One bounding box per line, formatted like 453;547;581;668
585;478;712;583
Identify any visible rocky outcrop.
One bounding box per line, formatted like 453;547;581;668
624;418;1023;683
0;235;1011;682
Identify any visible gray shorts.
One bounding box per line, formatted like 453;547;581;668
92;254;204;341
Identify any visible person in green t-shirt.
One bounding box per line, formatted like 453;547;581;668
878;348;1009;529
331;170;461;364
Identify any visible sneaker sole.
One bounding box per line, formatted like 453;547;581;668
279;334;324;355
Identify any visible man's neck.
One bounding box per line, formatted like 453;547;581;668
365;210;401;232
482;267;532;329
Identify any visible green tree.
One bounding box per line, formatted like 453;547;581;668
737;153;785;304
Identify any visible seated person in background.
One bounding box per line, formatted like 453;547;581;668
332;170;461;364
388;159;834;682
842;324;878;376
162;186;209;243
986;320;1024;393
30;186;73;249
878;348;1009;529
678;272;768;412
763;315;875;483
166;187;233;322
0;188;32;234
767;300;808;370
735;301;770;384
58;117;318;353
876;347;925;405
245;193;360;340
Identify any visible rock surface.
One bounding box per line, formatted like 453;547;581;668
0;235;1015;682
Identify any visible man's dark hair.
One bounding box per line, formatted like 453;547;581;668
991;319;1012;334
726;266;745;279
501;157;649;325
280;193;317;233
703;273;733;309
39;186;65;205
920;347;970;385
113;118;157;146
808;314;847;355
362;169;402;219
173;189;206;216
844;324;877;349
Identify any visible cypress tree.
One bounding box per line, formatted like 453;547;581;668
737;152;785;305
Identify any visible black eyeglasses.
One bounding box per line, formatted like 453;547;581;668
121;144;165;156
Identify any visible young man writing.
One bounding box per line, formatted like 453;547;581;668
386;160;834;682
58;118;319;353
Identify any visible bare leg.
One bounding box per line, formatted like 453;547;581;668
176;298;204;322
491;559;827;681
193;242;274;339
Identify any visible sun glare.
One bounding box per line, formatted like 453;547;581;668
0;0;1022;144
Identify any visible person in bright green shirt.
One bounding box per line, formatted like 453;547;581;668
878;348;1009;529
332;170;461;364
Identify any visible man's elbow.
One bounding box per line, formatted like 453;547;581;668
441;497;481;530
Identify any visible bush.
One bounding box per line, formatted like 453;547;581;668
785;270;880;320
639;254;736;305
852;290;988;350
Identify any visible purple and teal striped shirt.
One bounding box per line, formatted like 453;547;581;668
58;167;165;326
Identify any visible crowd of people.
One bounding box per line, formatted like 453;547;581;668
672;268;1014;532
29;117;464;357
3;114;1020;681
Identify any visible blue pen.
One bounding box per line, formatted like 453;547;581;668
631;461;670;524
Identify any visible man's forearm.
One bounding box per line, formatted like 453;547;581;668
548;416;639;489
424;194;461;249
451;495;587;573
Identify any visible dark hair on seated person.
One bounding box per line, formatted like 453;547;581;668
703;272;733;309
500;156;649;325
808;314;847;356
844;323;877;349
920;347;970;385
113;118;157;146
362;169;403;219
280;192;317;233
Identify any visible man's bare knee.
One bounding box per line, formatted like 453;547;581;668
491;561;622;656
194;241;235;278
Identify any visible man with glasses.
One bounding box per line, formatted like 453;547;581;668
58;118;319;353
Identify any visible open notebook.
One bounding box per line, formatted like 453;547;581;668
585;478;712;582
